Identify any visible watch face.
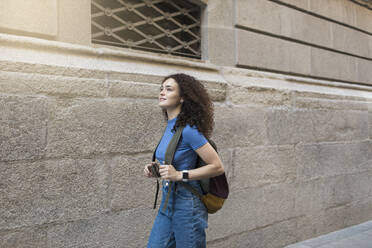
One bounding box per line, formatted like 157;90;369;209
183;171;189;180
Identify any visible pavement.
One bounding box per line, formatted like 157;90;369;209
284;220;372;248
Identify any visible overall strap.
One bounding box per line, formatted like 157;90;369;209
162;126;184;212
152;126;166;210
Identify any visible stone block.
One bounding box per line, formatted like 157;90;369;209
0;61;107;79
46;98;164;157
259;183;297;226
57;0;91;45
0;71;108;97
280;7;332;48
0;0;57;37
108;81;159;99
236;0;282;34
309;0;356;27
213;105;267;148
293;92;368;111
207;218;298;248
278;0;310;10
357;59;372;86
232;145;296;190
0;95;47;161
295;141;371;182
207;27;236;66
311;47;358;82
295;172;372;216
229;85;292;107
332;24;370;59
0;226;47;248
266;109;369;145
355;4;372;34
237;30;311;75
207;188;263;240
46;208;157;248
207;0;234;27
110;154;159;211
0;158;110;229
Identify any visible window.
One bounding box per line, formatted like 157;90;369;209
92;0;202;59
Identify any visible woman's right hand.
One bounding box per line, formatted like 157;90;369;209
144;163;154;178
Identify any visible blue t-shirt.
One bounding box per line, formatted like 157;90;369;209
155;116;208;171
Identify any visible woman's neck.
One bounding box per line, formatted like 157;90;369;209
166;105;182;120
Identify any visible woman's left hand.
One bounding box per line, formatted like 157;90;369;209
159;164;181;181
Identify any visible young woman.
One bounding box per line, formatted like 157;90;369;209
144;73;225;248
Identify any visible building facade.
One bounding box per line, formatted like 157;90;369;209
0;0;371;247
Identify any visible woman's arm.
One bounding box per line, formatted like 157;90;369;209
159;142;225;181
186;142;225;180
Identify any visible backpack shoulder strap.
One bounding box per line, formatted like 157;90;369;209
162;125;185;211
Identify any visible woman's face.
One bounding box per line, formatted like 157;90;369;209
158;78;183;109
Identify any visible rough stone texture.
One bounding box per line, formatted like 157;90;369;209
277;0;310;10
229;85;292;107
309;0;356;29
237;29;311;75
266;109;369;145
0;158;110;230
295;141;371;182
236;0;282;34
357;59;372;86
213;105;267;148
332;23;370;59
110;154;159;211
207;27;236;66
207;218;298;248
311;47;359;83
0;70;108;97
46;98;164;158
46;208;157;248
0;226;47;248
0;95;48;161
280;6;332;48
232;145;296;190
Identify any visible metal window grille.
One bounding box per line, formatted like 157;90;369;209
92;0;202;59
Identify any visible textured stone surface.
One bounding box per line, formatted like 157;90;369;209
213;105;267;148
207;218;298;248
309;0;356;28
357;59;372;86
46;208;157;248
0;71;108;97
0;158;110;229
207;27;236;66
266;109;369;145
295;141;371;182
0;95;48;161
310;47;358;83
332;23;370;59
46;98;163;158
229;85;292;106
0;226;47;248
207;187;263;240
232;145;296;190
110;154;159;211
280;6;332;48
237;29;311;75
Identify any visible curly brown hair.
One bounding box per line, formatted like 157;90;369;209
161;73;214;139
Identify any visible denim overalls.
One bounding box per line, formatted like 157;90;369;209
147;180;208;248
147;116;209;247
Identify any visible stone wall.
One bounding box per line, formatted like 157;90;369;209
233;0;372;85
0;34;371;247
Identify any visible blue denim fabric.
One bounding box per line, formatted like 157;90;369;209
147;180;208;248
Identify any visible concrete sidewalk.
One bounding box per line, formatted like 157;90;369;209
284;220;372;248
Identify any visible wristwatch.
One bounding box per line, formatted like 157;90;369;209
182;170;189;182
